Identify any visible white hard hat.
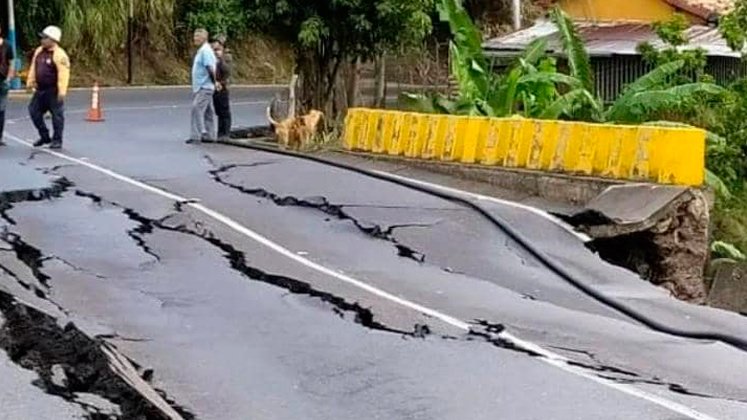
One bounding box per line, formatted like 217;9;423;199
40;26;62;43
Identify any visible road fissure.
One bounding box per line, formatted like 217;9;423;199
208;162;430;263
4;133;722;420
0;290;195;420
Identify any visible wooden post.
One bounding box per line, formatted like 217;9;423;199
127;0;134;84
512;0;522;30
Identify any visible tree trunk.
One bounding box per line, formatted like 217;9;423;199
333;70;349;124
347;58;361;108
297;48;349;123
297;49;326;113
373;55;387;108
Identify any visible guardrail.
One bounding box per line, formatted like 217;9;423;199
343;108;706;186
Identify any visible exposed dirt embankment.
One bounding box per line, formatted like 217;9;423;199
580;190;711;303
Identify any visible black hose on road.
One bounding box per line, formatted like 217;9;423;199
218;139;747;353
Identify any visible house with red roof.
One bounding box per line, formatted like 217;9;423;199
486;0;741;100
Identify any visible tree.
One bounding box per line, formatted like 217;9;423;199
410;4;723;123
604;60;724;124
720;0;747;53
404;2;597;119
637;14;709;82
181;0;248;39
246;0;434;120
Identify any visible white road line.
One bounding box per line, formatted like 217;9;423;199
6;101;267;124
371;169;593;242
4;132;721;420
9;85;283;94
65;100;266;115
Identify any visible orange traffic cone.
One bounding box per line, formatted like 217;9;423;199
86;82;105;122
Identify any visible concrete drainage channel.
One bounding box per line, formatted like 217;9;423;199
0;181;192;420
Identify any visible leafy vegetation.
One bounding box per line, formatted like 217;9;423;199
403;2;598;119
182;0;248;39
406;2;723;126
637;13;709;80
246;0;434;118
17;0;177;60
407;0;744;259
720;0;747;53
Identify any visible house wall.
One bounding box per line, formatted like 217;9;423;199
559;0;681;22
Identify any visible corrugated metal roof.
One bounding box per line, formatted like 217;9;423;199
666;0;734;19
483;21;740;58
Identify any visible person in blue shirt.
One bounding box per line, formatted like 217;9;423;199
187;28;217;144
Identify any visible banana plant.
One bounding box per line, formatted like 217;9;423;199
408;2;725;125
438;0;489;104
405;2;597;120
605;60;726;123
549;6;594;92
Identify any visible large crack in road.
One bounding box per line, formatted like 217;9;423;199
201;159;747;405
75;187;745;404
74;190;432;339
0;177;76;311
0;182;195;419
0;290;196;420
3;171;741;410
208;161;432;263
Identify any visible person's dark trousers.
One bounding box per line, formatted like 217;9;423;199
29;88;65;146
214;89;232;139
0;84;8;146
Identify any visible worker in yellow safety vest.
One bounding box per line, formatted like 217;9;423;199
27;25;70;150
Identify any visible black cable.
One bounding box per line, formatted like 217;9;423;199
219;139;747;352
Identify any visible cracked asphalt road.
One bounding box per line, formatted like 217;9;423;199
1;87;746;420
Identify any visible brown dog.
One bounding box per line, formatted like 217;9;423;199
267;102;324;150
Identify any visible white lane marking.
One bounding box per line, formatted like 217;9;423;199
4;133;721;420
6;101;267;124
371;169;592;242
9;85;283;94
66;100;266;115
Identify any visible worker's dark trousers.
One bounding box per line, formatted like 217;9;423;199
29;88;65;144
0;89;8;142
214;89;232;139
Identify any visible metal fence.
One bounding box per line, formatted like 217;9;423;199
594;55;747;103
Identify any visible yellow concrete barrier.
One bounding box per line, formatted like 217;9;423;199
343;108;706;186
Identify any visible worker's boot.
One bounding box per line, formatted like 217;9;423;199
33;137;51;147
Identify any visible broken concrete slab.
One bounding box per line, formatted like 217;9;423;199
571;185;711;303
0;161;57;195
0;153;73;218
708;260;747;314
0;289;192;419
567;184;693;238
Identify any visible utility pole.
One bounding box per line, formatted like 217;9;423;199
127;0;134;84
512;0;522;31
8;0;21;89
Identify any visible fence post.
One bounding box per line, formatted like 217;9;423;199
288;74;299;119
